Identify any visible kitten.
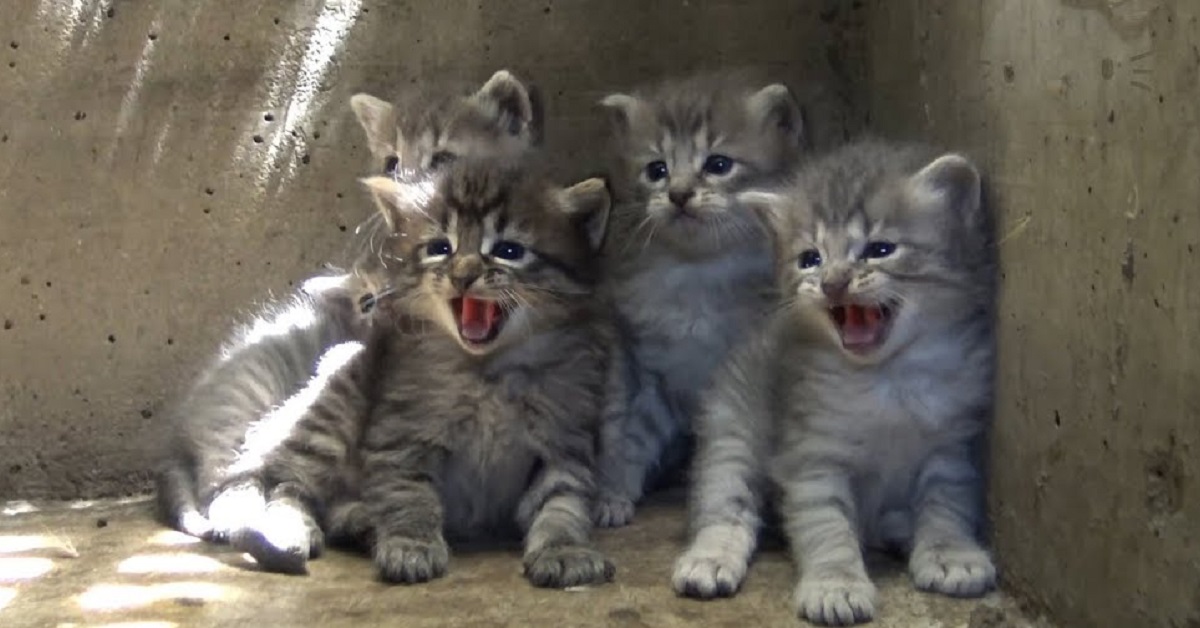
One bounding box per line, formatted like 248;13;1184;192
672;140;998;625
349;156;616;588
350;69;542;175
155;270;389;574
591;72;807;526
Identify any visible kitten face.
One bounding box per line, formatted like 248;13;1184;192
751;142;992;364
360;159;609;355
350;69;542;175
601;74;804;254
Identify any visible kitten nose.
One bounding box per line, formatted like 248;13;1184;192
821;277;851;301
451;272;482;293
668;188;694;208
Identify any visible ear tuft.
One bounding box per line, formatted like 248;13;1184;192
476;69;536;138
350;94;398;164
559;177;612;251
747;83;804;147
908;153;982;217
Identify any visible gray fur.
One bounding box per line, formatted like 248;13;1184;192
348;157;616;588
673;140;998;625
593;71;807;526
155;271;386;574
350;69;543;174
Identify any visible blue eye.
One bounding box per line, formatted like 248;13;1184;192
425;239;452;257
798;249;822;269
645;160;669;182
703;154;734;175
491;240;526;261
863;241;896;259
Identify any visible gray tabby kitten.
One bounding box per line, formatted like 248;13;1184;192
351;157;616;588
592;72;807;527
673;140;997;626
155;270;388;574
350;69;542;175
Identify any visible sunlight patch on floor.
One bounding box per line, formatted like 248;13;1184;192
117;553;226;575
0;557;55;582
145;530;202;547
77;582;226;612
0;587;16;610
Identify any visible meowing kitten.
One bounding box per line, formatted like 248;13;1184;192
591;72;807;526
155;269;390;574
350;156;616;588
350;69;542;175
672;139;998;625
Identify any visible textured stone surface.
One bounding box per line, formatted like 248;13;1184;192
859;1;1200;627
0;496;1046;628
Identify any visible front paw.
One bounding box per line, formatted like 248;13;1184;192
592;491;635;528
672;548;747;599
909;545;996;597
793;572;877;626
374;535;449;584
232;502;322;575
523;546;615;588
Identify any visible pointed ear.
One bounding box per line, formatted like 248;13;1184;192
558;177;612;251
360;175;438;232
350;94;398;165
908;153;982;219
475;69;537;139
747;83;804;148
598;93;640;136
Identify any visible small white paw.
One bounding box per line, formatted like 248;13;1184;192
592;492;635;528
910;545;996;597
672;549;747;599
793;573;877;626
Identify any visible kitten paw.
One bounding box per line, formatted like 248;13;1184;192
909;545;996;597
374;535;449;584
671;549;747;599
523;546;615;588
592;492;635;528
231;500;321;575
793;573;877;626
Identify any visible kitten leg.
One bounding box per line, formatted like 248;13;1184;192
325;497;374;549
363;444;449;584
231;483;322;575
205;478;268;546
672;404;764;599
908;447;995;597
154;458;213;539
519;460;615;588
781;467;876;626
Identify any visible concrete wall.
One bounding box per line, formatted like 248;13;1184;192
860;1;1199;626
0;1;860;496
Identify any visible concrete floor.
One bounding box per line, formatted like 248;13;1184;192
0;494;1048;628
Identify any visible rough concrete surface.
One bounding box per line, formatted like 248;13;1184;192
859;1;1200;627
0;496;1048;628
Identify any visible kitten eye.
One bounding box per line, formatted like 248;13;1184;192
425;239;452;257
429;151;456;170
798;249;822;269
383;155;399;175
490;240;526;261
863;241;897;259
644;160;669;182
702;154;734;176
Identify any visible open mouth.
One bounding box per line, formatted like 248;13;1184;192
450;296;506;347
828;303;896;355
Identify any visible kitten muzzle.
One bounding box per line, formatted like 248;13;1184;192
828;303;894;354
451;296;505;345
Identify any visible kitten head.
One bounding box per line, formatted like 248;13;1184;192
600;72;805;254
358;158;610;355
746;141;995;364
350;69;543;175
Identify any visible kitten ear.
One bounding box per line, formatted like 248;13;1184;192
747;83;804;148
558;177;612;251
350;94;399;165
908;153;982;219
598;93;640;135
360;175;434;231
475;70;539;140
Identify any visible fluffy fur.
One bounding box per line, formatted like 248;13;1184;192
155;271;387;573
350;69;543;174
592;71;807;526
672;140;998;625
344;157;616;588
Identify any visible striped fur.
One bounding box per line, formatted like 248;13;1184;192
592;71;807;527
347;157;616;588
673;140;999;625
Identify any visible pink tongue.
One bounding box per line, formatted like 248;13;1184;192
840;305;882;348
459;297;498;342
